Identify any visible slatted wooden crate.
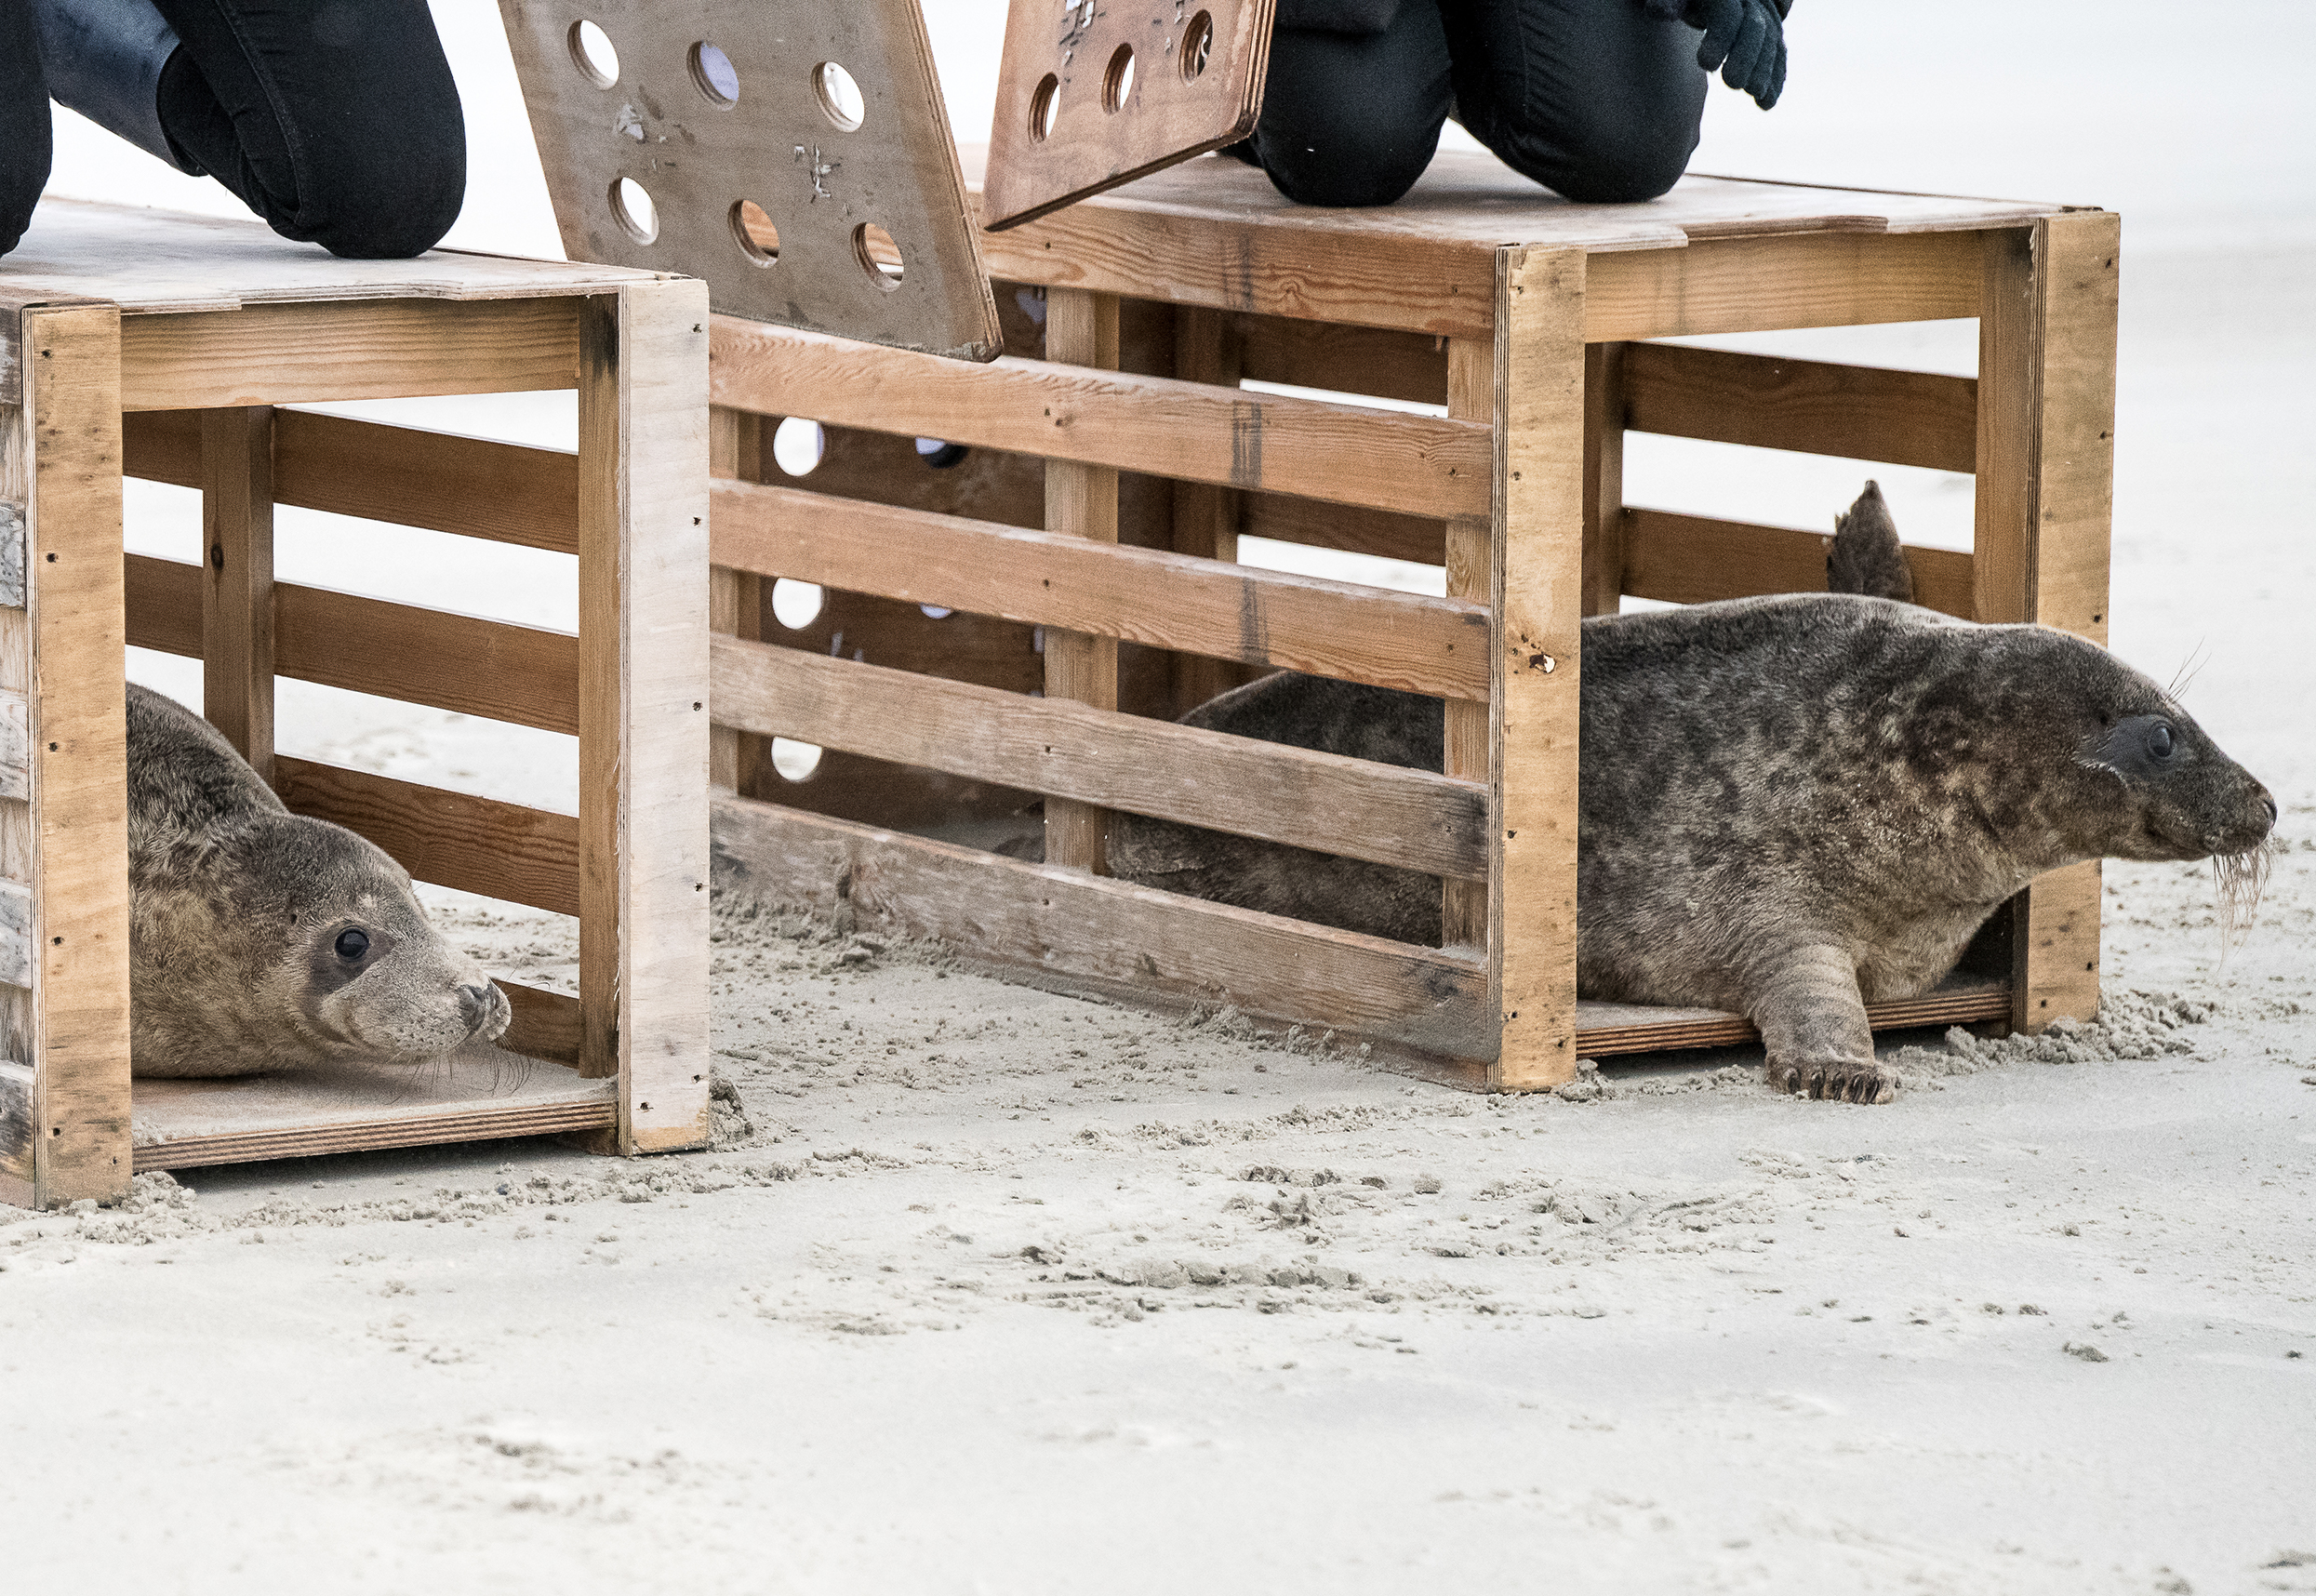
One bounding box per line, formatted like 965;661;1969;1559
702;153;2119;1091
0;199;710;1208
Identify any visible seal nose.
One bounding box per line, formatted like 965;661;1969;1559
458;983;498;1036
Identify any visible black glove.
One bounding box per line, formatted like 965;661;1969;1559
1682;0;1790;110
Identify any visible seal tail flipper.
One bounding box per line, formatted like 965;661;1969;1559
1827;479;1916;604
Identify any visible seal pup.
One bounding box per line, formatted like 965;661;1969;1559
126;684;512;1078
1111;486;2274;1103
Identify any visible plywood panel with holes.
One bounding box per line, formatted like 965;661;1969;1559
984;0;1275;232
499;0;999;359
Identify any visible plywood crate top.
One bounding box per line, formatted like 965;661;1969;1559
962;145;2082;254
2;197;673;314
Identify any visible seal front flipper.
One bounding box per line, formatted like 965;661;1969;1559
1747;943;1896;1105
1827;480;1915;605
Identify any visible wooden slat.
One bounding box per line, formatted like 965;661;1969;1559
1440;339;1492;949
23;302;134;1206
1575;977;2012;1057
709;406;765;794
1494;247;1587;1092
119;298;580;411
1042;287;1123;875
1977;216;2120;1037
710;480;1489;701
498;979;580;1070
0;877;26;987
1238;493;1445;565
124;553;579;734
1169;305;1250;713
712;793;1494;1058
1582;343;1627;615
1622;507;1976;618
713;634;1488;881
200;406;275;784
124;407;580;555
1584;230;1983;342
582;283;712;1153
0;686;28;803
711;316;1492;521
1232;313;1448;407
1622;343;1977;473
273;756;579;918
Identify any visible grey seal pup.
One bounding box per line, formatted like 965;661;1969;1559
127;684;512;1078
1111;485;2275;1103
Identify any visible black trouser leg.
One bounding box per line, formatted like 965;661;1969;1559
1;0;56;257
1241;0;1706;207
1440;0;1708;204
153;0;466;259
1244;2;1454;207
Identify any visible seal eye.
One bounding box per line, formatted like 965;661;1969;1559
2147;721;2176;761
334;928;371;963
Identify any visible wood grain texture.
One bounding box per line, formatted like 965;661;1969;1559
712;793;1493;1059
23;303;133;1206
0;687;29;803
709;478;1489;699
1233;313;1447;407
121;298;581;411
1492;248;1586;1091
273;757;580;918
1440;339;1492;951
125;407;582;554
984;0;1274;230
0;1057;31;1205
1238;494;1444;565
1041;287;1122;874
715;633;1487;880
499;979;581;1069
1975;214;2120;1034
584;283;712;1152
498;0;999;359
1621;508;1976;619
712;316;1492;520
1168;305;1250;712
1622;343;1977;473
200;406;275;785
1581;342;1626;618
709;405;765;794
1583;230;1983;341
126;553;579;735
1576;976;2011;1056
0;878;28;988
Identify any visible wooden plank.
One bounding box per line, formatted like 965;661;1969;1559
0;687;28;802
124;407;582;556
710;480;1490;700
1168;305;1248;713
200;406;275;785
23;302;134;1206
1582;343;1626;618
712;316;1493;521
498;0;999;360
1622;343;1978;473
0;878;27;987
581;283;712;1152
709;406;765;794
984;0;1273;231
1622;508;1977;619
1976;215;2120;1034
712;793;1494;1059
130;1055;612;1172
1441;339;1492;950
0;1058;31;1208
1233;314;1448;408
273;757;580;918
0;412;29;1187
715;632;1488;881
1239;493;1445;565
1575;976;2012;1057
1493;247;1587;1092
126;553;579;735
1584;230;1983;342
120;298;581;411
499;979;581;1069
1041;287;1122;874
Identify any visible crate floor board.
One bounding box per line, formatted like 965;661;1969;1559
1574;975;2010;1057
130;1043;613;1173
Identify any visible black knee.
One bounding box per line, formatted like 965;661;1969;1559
1496;83;1703;203
1248;7;1452;208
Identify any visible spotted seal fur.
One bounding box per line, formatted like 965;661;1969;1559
126;684;512;1077
1110;485;2275;1103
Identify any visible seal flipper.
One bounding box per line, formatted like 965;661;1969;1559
1827;480;1915;605
1746;943;1897;1104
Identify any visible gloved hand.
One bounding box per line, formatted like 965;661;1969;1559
1683;0;1789;110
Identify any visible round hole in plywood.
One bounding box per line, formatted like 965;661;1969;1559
853;223;903;291
689;41;739;106
730;200;778;265
814;60;865;131
1028;73;1060;141
1102;45;1136;113
567;20;619;87
770;577;824;628
1180;12;1214;81
771;419;825;477
609;177;659;244
769;738;823;782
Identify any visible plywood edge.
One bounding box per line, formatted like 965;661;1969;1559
1575;978;2012;1057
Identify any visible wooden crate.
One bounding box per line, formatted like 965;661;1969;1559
0;199;711;1207
702;153;2119;1091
